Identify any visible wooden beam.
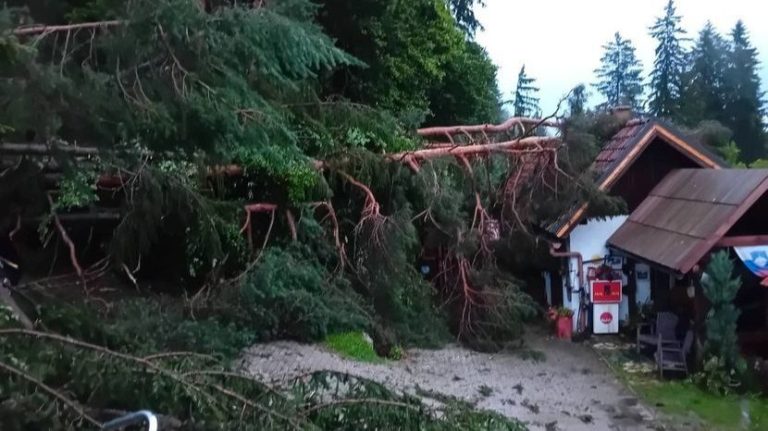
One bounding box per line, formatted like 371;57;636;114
716;235;768;247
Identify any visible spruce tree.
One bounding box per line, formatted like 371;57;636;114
594;32;644;109
680;22;729;126
700;251;746;393
648;0;687;119
567;84;588;116
447;0;485;36
513;65;540;117
723;20;766;162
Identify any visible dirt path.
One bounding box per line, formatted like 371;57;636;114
240;332;664;431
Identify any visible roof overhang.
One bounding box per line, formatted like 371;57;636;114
606;169;768;274
553;123;724;239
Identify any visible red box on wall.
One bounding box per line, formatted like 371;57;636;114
591;280;622;304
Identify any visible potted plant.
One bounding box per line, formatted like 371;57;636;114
547;307;574;340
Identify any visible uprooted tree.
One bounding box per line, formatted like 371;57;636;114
0;1;621;427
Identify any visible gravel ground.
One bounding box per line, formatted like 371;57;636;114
240;330;665;431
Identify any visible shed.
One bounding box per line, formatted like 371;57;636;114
607;169;768;357
607;169;768;274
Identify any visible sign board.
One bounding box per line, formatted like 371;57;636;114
591;280;622;304
593;303;619;334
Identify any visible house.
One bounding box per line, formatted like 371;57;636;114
543;113;726;330
606;169;768;356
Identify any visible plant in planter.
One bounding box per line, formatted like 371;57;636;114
547;307;574;340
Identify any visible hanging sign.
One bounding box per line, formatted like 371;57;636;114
734;246;768;287
591;280;622;303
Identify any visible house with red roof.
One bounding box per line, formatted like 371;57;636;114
543;111;727;333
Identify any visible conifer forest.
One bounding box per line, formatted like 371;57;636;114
0;0;765;429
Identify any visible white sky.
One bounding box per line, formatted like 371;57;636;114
475;0;768;115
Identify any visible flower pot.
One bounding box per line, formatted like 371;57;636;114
556;316;573;340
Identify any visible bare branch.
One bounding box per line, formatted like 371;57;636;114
13;20;123;36
417;117;560;138
47;194;84;280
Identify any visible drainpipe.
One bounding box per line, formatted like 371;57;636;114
549;242;584;293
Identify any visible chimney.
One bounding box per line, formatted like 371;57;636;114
610;105;633;124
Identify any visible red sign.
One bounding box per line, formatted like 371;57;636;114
591;280;622;304
600;312;613;324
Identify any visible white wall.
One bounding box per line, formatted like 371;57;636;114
564;215;628;330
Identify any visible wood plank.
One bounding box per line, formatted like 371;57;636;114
716;235;768;247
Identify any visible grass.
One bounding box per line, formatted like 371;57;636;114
324;331;384;363
595;341;768;431
632;379;768;431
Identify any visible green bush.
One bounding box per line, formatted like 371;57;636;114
238;245;371;341
696;251;747;394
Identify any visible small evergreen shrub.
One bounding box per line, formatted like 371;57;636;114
238;245;371;341
696;251;747;394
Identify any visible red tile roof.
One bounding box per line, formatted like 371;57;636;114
546;118;725;238
592;118;652;181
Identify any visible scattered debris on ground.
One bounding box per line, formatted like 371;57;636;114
242;329;662;430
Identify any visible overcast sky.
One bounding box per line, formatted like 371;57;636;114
475;0;768;116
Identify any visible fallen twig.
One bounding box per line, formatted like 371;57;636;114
13;20;123;36
301;398;424;415
47;194;84;280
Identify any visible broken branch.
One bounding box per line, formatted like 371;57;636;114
47;194;84;279
13;20;123;36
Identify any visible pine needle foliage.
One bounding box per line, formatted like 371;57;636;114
0;300;528;430
698;251;747;394
513;65;540;118
594;32;644;109
648;0;687;118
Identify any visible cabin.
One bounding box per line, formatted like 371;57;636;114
607;169;768;357
543;112;726;331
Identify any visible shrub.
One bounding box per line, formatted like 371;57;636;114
696;251;747;394
238;245;371;341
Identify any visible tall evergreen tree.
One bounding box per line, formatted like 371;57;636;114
447;0;485;36
648;0;687;119
567;84;588;116
594;32;644;109
680;22;729;126
513;65;540;117
723;20;766;161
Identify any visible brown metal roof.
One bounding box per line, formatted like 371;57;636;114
546;119;725;238
607;169;768;274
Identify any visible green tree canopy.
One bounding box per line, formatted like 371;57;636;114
723;20;766;162
567;84;588;117
316;0;500;128
447;0;485;36
680;22;729;126
594;32;644;109
513;65;540;117
648;0;687;119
